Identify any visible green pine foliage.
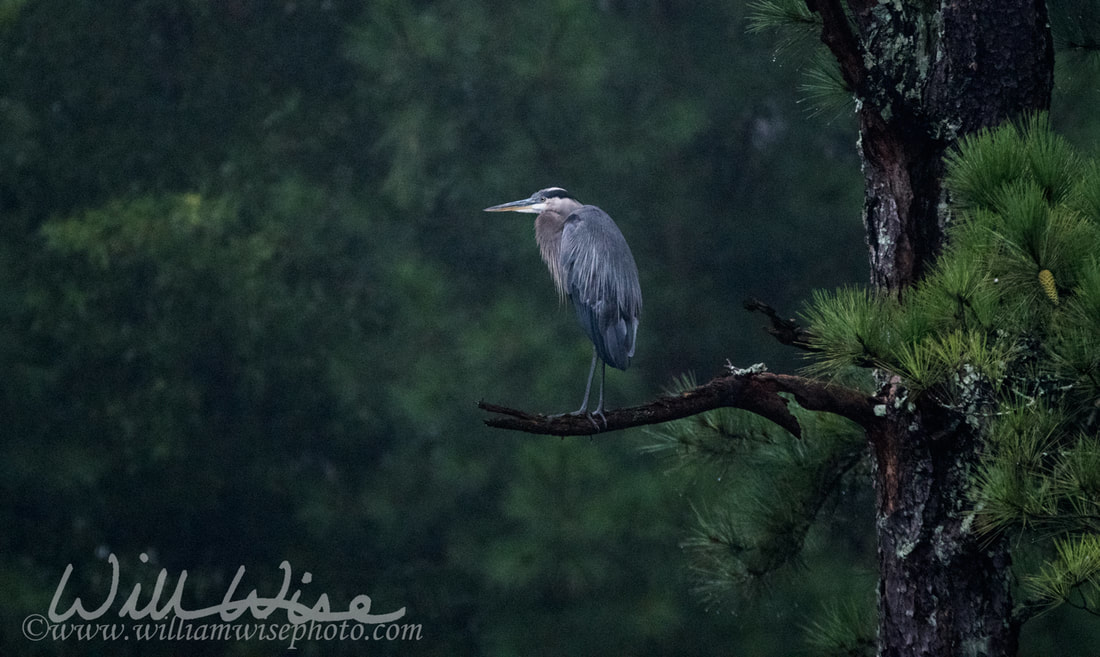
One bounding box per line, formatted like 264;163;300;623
804;598;877;657
806;116;1100;393
649;379;868;609
799;287;899;375
654;116;1100;650
1027;533;1100;613
649;381;876;652
747;0;820;40
799;50;855;119
803;115;1100;618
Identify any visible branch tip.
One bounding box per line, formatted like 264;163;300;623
743;297;817;351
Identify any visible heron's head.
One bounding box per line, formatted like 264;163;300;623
483;187;576;214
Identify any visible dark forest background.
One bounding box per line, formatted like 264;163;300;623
2;1;1098;655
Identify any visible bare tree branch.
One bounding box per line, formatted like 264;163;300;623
480;367;879;437
744;297;817;351
805;0;866;93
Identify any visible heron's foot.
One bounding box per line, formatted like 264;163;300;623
544;409;602;431
572;410;599;432
571;408;606;432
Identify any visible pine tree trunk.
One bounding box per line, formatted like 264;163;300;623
851;1;1053;655
870;398;1019;656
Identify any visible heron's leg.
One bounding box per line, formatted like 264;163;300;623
574;347;599;414
549;348;601;431
591;361;608;428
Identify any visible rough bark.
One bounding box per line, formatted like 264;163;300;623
868;385;1017;657
808;1;1053;655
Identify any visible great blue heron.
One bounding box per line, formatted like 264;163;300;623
484;187;641;423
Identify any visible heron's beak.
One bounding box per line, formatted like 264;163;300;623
483;194;546;214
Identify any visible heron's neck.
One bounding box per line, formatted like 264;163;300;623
535;212;568;300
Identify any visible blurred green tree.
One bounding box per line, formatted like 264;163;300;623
4;0;1100;656
0;1;863;655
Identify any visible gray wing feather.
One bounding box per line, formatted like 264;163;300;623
559;205;642;371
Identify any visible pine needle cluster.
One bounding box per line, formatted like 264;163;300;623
748;0;853;116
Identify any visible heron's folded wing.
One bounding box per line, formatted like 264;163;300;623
560;206;642;371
